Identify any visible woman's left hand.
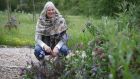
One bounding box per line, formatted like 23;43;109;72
52;47;59;57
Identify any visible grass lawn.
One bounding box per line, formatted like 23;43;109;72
0;12;36;46
0;11;93;48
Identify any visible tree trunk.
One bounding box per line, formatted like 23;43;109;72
32;0;36;22
7;0;11;22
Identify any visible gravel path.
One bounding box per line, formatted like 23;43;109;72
0;47;38;79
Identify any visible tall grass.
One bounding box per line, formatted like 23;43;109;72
66;15;93;49
0;11;36;46
0;11;92;47
59;3;140;78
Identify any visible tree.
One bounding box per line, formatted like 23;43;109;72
7;0;11;22
32;0;36;22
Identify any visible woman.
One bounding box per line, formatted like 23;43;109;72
34;1;69;60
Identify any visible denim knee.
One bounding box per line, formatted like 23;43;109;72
59;45;69;56
34;45;45;60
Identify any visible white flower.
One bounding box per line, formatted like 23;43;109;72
92;51;96;56
27;65;31;69
108;54;113;59
66;52;75;59
109;73;113;79
81;51;87;59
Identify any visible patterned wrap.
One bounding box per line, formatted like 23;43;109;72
36;15;67;36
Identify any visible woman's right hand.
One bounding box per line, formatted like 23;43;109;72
43;45;52;53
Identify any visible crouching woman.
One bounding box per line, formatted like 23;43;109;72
34;1;69;60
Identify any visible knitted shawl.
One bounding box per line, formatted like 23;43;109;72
36;1;67;36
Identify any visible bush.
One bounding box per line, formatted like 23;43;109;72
85;3;140;79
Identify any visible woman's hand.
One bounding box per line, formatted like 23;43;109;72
43;45;52;53
52;47;59;57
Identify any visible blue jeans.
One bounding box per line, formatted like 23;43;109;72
34;44;69;60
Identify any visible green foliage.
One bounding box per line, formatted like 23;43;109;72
0;0;140;16
85;3;140;79
59;49;93;79
57;2;140;79
66;16;93;49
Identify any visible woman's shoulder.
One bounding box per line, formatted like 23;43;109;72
56;14;63;19
39;15;46;20
55;14;65;22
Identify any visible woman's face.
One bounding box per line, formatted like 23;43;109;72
46;6;55;18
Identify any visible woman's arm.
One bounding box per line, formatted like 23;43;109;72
55;32;68;49
35;33;52;53
35;16;47;48
52;32;68;56
55;16;68;49
35;33;46;48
